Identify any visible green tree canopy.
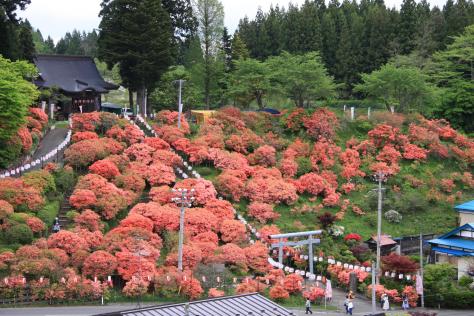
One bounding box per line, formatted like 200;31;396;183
431;24;474;133
226;58;271;108
267;51;337;107
0;56;39;145
150;65;202;111
354;63;440;113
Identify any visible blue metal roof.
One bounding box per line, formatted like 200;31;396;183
438;222;474;239
455;200;474;212
432;246;474;257
428;238;474;251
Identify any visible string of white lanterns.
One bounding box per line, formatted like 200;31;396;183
0;119;72;179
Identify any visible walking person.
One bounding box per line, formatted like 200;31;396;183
382;293;390;312
344;295;349;314
305;298;313;314
52;217;61;233
402;293;409;310
347;299;354;315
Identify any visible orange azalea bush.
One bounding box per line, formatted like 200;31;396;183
269;285;289;300
208;287;225;298
248;202;280;223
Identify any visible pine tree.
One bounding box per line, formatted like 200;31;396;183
231;32;249;62
398;0;418;54
18;20;35;61
222;27;232;72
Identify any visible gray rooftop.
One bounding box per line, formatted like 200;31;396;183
94;293;293;316
33;54;118;93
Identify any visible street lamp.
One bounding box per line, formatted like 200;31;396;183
171;188;195;271
173;79;186;129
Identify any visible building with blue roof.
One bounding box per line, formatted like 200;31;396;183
455;200;474;226
428;200;474;279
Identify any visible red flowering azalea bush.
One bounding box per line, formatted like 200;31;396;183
72;131;99;143
214;243;248;270
74;210;103;232
303;108;339;141
220;219;247;243
0;178;45;211
155;110;190;134
180;276;203;300
258;225;281;243
216;170;247;201
283;274;303;293
208;288;225;298
17;127;33;152
153;150;182;168
269;285;289;301
368;124;407;149
344;233;362;242
248;202;280;223
303;287;325;301
0;200;14;219
125;143;155;165
296;173;327;195
185;208;219;236
123;278;149;298
246;176;298;205
279;158;298;178
165;245;203;270
143;137;170;150
149;186;173;205
244;241;270;273
65;138;124;169
248;145;276;167
72;112;101;132
26;216;46;233
70;189;97;210
83;250;117;278
89;160;120;179
285;108;306;132
147;162;176;186
47;230;89;255
29;107;48;126
311;140;341;170
204;199;235;221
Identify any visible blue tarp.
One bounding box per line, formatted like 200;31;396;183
257;108;281;115
431;246;474;257
455;200;474;213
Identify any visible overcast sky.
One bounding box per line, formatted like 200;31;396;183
18;0;448;43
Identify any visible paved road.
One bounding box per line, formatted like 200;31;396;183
30;125;69;166
1;288;471;316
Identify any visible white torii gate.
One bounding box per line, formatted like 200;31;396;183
270;230;322;274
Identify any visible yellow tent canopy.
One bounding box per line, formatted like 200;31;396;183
191;110;216;124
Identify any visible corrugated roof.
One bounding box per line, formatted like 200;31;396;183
369;235;397;246
94;293;293;316
33;54;119;93
428;238;474;251
455;200;474;212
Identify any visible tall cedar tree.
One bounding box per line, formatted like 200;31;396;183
18;20;35;61
222;27;232;72
98;0;174;113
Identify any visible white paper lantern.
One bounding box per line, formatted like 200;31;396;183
343;263;349;268
316;275;322;281
349;265;354;270
319;257;324;262
304;255;309;260
366;267;371;272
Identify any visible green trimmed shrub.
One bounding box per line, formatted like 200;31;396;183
4;224;33;244
296;157;312;177
459;275;473;288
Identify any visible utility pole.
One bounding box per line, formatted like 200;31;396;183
171;188;195;271
371;261;376;314
374;171;386;285
174;79;186;129
420;232;425;308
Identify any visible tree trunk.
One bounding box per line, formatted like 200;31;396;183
128;90;134;112
136;87;145;116
256;92;263;109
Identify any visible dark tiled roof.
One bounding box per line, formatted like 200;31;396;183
33;54;119;93
94;293;293;316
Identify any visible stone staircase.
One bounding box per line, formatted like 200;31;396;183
57;192;73;229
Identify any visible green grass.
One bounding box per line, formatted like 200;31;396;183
54;121;70;129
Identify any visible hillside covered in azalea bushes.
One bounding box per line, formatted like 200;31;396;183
0;108;472;307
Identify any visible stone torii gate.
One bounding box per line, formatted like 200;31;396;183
270;230;322;274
